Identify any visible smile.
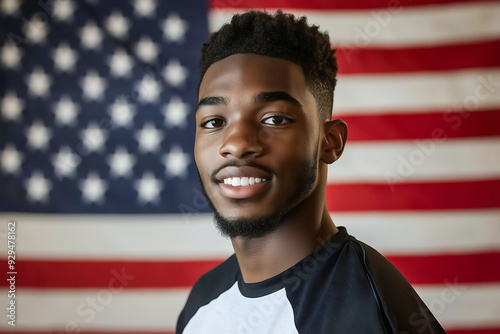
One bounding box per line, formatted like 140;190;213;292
223;177;268;186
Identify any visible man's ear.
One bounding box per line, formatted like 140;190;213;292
320;119;348;164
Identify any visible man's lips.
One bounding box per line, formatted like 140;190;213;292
213;166;273;183
213;166;273;199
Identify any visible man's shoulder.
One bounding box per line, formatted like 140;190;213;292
176;254;239;333
352;238;446;333
192;253;239;293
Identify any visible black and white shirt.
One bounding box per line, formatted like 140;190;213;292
176;227;446;334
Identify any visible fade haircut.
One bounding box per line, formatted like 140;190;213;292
198;10;338;121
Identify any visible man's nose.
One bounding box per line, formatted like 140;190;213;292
219;121;264;159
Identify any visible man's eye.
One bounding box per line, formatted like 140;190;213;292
201;119;226;129
262;116;293;125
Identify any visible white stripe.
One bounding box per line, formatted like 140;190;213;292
416;284;500;329
0;287;188;330
329;138;500;183
2;285;499;330
0;213;233;260
209;3;500;47
1;210;499;259
334;68;500;114
334;210;500;255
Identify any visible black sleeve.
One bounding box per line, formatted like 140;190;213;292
358;241;447;334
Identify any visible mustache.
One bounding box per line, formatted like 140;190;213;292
210;159;276;182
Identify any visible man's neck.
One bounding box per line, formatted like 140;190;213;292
231;205;338;283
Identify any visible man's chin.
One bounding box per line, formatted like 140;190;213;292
212;210;283;239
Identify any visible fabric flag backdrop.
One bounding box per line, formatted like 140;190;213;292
0;0;499;333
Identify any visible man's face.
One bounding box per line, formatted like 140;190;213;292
195;54;321;238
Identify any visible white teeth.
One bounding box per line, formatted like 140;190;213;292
232;177;241;186
223;177;268;186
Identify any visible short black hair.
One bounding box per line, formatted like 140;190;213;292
199;10;338;121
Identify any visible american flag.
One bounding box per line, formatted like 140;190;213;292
0;0;499;333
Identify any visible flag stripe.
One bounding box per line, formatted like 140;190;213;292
2;210;499;259
7;251;499;288
1;285;498;331
341;109;500;141
334;68;500;114
325;179;500;211
209;0;499;10
337;39;500;74
415;284;500;328
0;288;188;331
4;260;221;288
389;252;500;285
0;332;174;334
336;210;500;255
447;329;500;334
329;137;500;183
209;3;500;47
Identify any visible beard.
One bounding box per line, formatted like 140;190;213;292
198;146;318;239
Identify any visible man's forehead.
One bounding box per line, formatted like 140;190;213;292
198;54;307;100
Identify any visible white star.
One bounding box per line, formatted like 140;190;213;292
52;0;75;22
80;172;107;204
1;91;23;121
134;37;159;63
52;146;81;179
80;122;107;152
163;59;188;87
108;147;136;178
53;95;79;126
108;48;133;77
26;67;52;97
24;15;49;44
162;13;188;43
135;122;163;152
108;97;135;128
163;145;191;178
80;70;106;100
136;74;161;103
80;21;103;49
134;172;163;204
52;43;78;71
105;11;130;39
133;0;156;17
0;144;23;174
1;42;23;68
26;120;52;150
1;0;21;16
25;170;52;202
163;96;189;128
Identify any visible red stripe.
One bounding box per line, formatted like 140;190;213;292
209;0;498;10
386;251;500;285
325;179;500;211
2;259;222;288
447;329;500;334
336;40;500;74
5;252;499;288
340;109;500;141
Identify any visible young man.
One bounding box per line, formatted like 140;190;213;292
177;10;446;334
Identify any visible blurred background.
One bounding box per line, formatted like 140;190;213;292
0;0;499;333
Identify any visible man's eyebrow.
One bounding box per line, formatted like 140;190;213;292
253;91;302;107
196;96;228;112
